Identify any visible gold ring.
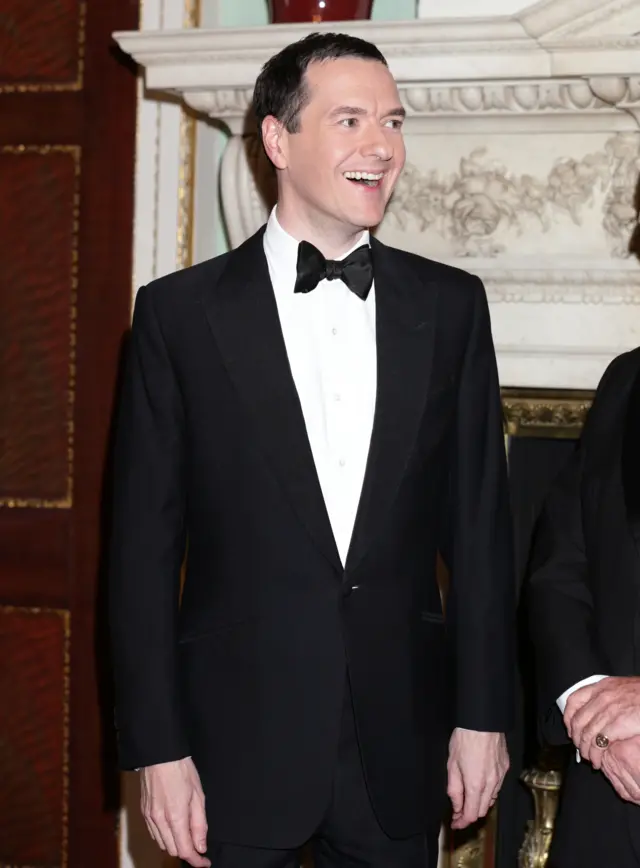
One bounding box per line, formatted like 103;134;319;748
595;733;610;749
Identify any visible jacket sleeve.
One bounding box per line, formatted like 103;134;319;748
108;284;190;770
526;356;623;745
445;277;516;733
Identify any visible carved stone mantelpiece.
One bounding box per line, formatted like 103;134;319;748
114;0;640;392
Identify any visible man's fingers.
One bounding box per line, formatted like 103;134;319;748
168;813;210;868
448;763;467;830
144;817;165;850
590;745;605;770
601;750;640;804
447;762;464;816
579;710;611;762
564;685;599;729
189;791;210;860
567;705;593;743
612;761;640;804
566;690;607;741
151;813;179;857
587;725;611;769
591;715;637;747
451;777;482;830
458;786;482;829
603;763;634;802
477;786;494;820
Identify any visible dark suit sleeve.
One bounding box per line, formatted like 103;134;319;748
527;357;622;745
446;277;516;733
109;284;190;770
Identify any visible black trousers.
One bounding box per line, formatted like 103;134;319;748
547;759;640;868
187;683;438;868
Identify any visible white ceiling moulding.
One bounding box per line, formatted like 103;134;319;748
114;0;640;390
114;4;640;97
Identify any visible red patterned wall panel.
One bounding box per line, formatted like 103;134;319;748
0;606;69;866
0;2;138;866
0;0;85;90
0;146;78;506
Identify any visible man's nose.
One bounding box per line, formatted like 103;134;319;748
362;124;393;161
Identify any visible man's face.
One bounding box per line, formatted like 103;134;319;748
267;57;406;237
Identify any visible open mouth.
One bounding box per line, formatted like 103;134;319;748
343;171;384;189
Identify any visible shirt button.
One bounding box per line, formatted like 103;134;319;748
339;458;346;467
334;393;341;402
331;327;338;335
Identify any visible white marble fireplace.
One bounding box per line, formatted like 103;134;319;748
116;0;640;395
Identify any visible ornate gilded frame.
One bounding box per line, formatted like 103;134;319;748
502;388;593;440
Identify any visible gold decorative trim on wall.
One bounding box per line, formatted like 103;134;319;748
0;605;70;868
502;388;594;440
0;2;86;93
0;145;80;509
176;0;201;270
177;108;198;270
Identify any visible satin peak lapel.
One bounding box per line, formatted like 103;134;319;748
201;229;342;574
346;238;437;572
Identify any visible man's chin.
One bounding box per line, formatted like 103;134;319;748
344;207;386;232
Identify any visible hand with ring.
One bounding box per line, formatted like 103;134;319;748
601;738;640;804
564;676;640;768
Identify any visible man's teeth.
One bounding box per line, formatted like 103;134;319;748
343;171;384;181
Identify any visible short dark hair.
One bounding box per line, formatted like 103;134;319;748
252;32;388;137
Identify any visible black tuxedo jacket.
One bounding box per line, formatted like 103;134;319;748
109;229;515;848
528;348;640;865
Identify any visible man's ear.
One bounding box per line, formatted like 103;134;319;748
261;115;288;170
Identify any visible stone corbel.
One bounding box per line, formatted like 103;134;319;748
219;130;274;250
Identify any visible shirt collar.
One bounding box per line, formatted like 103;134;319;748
263;206;370;287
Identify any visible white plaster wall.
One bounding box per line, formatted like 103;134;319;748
131;0;186;290
418;0;529;16
192;0;226;263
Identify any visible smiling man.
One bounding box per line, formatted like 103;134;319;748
109;32;515;868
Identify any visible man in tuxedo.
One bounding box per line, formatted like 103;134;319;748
529;347;640;866
109;32;514;868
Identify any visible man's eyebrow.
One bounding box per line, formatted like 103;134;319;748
327;105;407;118
328;105;368;118
385;106;406;118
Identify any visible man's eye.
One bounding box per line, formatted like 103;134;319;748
340;118;357;127
386;119;403;129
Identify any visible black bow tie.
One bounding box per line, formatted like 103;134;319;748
294;240;373;300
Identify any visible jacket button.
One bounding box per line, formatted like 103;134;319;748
342;584;359;598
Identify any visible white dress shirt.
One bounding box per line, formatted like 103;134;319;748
263;207;377;566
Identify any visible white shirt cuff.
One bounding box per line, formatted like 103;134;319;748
557;675;610;763
557;674;610;713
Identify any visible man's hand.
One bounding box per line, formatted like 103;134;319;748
140;756;210;867
601;737;640;804
447;729;509;830
565;677;640;768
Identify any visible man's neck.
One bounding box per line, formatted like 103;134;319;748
275;202;366;260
